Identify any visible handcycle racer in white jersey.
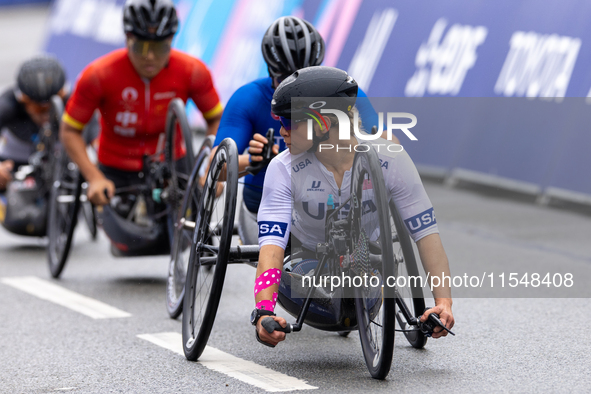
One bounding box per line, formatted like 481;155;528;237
252;66;454;347
259;146;437;252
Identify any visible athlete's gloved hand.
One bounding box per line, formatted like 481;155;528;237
256;315;287;347
419;300;454;339
246;130;279;176
87;176;115;206
0;160;14;190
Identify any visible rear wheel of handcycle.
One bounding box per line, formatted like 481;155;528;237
390;200;428;349
350;145;396;379
164;98;196;238
182;138;238;360
166;137;213;318
47;144;82;278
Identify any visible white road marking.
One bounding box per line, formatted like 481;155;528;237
1;276;131;319
138;332;318;392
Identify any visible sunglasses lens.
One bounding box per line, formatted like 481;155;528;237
279;117;292;131
132;39;170;57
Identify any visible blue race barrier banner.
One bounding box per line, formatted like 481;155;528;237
43;0;591;199
0;0;49;5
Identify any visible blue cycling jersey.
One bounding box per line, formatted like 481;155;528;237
214;77;379;213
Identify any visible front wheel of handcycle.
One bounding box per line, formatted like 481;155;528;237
47;144;82;278
390;200;428;349
166;137;213;318
350;144;396;379
182;138;238;361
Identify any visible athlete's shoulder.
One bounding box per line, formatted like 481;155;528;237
226;77;272;109
0;88;18;110
79;48;129;80
169;49;206;68
236;77;273;97
251;77;274;90
268;149;290;170
90;48;128;69
0;88;20;122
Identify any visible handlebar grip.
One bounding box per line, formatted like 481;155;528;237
103;188;112;202
245;128;276;176
418;311;455;337
261;128;274;160
262;317;291;334
428;313;455;336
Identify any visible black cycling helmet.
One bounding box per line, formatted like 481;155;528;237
123;0;178;41
16;56;66;103
262;16;325;78
271;66;358;120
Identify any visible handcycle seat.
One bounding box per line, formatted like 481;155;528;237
100;203;170;257
0;167;48;237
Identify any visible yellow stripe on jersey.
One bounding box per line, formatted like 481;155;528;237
202;102;223;120
62;112;86;130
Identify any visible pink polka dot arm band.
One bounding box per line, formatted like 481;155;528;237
255;293;278;312
254;268;281;311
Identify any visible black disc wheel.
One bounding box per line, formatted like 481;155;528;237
350;145;396;380
390;201;428;349
182;138;238;361
166;137;213;318
47;145;82;278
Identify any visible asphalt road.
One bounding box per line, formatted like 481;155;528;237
1;180;590;393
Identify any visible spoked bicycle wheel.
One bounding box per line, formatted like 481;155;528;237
182;138;238;361
350;145;396;379
164;98;195;222
47;144;82;278
166;137;213;318
390;200;428;349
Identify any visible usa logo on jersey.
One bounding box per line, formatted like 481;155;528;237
258;221;288;238
404;208;437;234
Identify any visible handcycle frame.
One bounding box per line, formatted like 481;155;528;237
191;188;423;333
46;97;195;277
179;136;436;379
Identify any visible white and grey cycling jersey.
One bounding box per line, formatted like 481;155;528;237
257;139;439;251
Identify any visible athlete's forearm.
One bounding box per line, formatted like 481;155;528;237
255;245;284;307
59;122;104;183
238;154;251;175
416;233;452;304
205;113;222;136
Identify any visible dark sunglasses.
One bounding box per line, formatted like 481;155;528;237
130;39;171;57
279;116;306;131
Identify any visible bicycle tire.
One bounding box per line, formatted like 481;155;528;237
182;138;238;361
390;200;428;349
47;145;82;278
166;137;212;318
81;194;97;240
350;145;396;380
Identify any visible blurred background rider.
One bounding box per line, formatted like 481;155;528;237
0;56;66;191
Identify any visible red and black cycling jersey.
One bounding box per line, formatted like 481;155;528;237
64;48;222;171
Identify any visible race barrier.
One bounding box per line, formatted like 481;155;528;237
42;0;591;203
0;0;49;6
